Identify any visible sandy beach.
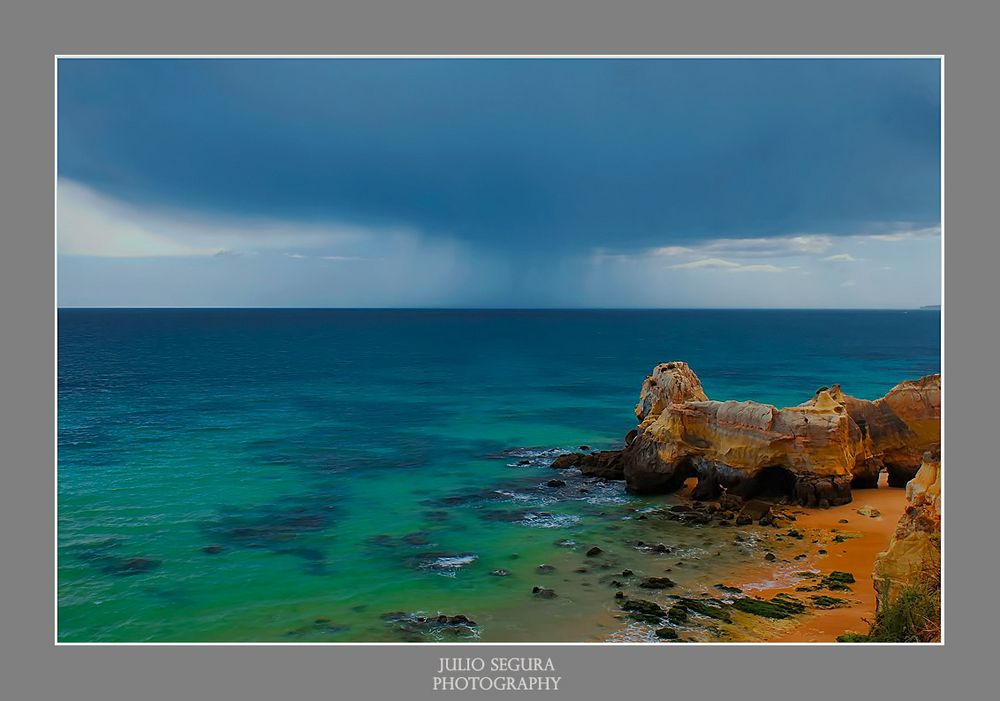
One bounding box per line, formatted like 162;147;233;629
758;472;907;642
588;473;911;643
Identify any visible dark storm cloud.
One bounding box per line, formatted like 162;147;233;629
56;58;941;308
58;58;940;253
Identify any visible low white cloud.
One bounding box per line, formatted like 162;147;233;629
852;225;941;243
840;280;856;287
283;253;367;261
57;179;508;308
587;224;940;280
637;225;939;264
58;179;380;258
648;245;694;257
670;257;741;270
592;233;839;267
58;180;224;258
698;234;834;257
730;263;791;273
670;257;790;273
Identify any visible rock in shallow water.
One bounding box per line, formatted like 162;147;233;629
620;599;665;623
614;362;939;505
667;605;688;624
638;576;676;589
380;611;479;640
550;453;582;469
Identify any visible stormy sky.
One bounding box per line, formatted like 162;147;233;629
57;58;941;308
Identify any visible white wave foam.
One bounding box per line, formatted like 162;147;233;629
517;512;581;529
420;554;479;577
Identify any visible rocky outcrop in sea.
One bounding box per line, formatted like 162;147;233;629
552;362;941;508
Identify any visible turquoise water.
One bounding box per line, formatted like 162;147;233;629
58;309;940;642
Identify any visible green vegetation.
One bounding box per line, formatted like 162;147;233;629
676;598;733;623
839;572;941;643
865;579;940;642
836;632;871;642
809;595;850;609
821;571;856;591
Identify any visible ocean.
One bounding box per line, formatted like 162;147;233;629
57;309;940;642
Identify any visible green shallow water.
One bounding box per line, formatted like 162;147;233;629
58;309;939;641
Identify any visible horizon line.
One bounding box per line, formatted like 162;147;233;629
56;305;942;311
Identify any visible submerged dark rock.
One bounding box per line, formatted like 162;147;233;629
401;532;431;546
283;618;350;638
109;557;161;576
199;494;336;572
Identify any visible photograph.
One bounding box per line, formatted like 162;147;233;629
56;56;942;644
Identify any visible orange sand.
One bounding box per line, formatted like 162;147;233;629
762;472;907;642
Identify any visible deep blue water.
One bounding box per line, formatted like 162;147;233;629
57;309;940;641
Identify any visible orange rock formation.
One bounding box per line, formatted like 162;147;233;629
619;362;941;506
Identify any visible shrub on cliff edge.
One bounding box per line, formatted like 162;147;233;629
838;559;941;643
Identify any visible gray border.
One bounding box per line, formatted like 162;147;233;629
3;1;998;699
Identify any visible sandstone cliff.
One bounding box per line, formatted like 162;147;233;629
872;450;941;608
610;362;940;506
